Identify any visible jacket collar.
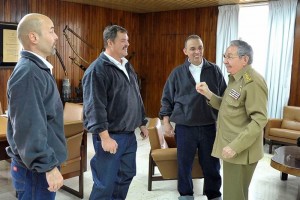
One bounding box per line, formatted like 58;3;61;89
231;65;252;81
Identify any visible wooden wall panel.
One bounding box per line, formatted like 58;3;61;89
139;7;219;117
289;2;300;106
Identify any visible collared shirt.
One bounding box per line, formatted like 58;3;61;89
104;52;129;81
23;50;54;74
188;59;203;84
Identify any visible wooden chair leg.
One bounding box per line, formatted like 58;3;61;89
148;152;154;191
202;180;205;195
269;141;273;154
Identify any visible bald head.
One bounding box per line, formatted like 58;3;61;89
17;13;48;47
17;13;58;58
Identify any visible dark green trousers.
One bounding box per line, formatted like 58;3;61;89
223;161;258;200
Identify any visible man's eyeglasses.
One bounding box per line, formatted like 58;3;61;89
223;54;243;60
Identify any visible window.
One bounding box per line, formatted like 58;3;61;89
238;4;269;77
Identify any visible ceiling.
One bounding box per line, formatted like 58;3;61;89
61;0;272;13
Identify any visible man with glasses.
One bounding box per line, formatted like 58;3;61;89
196;40;268;200
160;35;226;200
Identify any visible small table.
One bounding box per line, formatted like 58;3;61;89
271;146;300;199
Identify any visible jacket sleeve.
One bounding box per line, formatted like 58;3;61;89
8;67;58;172
217;67;227;96
159;72;175;119
83;68;109;135
129;64;148;126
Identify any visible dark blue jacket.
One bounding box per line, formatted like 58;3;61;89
82;52;147;135
6;51;67;173
159;58;227;126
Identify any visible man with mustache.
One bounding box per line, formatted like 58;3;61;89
82;25;148;200
6;13;67;199
196;40;268;200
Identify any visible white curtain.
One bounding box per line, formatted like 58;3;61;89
265;0;298;118
216;5;239;83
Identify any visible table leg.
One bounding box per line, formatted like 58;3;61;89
281;172;288;180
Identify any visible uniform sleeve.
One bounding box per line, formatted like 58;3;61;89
228;79;268;154
83;69;109;134
159;73;175;119
209;94;223;110
8;69;58;172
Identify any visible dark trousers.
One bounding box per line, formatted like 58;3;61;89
11;159;56;200
175;124;222;199
89;132;137;200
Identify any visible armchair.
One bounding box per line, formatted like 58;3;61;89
264;106;300;153
60;102;86;199
147;118;204;191
0;116;9;161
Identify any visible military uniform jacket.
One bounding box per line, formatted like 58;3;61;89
209;65;268;164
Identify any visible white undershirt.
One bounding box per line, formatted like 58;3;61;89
24;50;54;74
188;59;203;84
104;52;130;81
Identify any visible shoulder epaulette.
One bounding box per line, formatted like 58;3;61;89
243;72;253;84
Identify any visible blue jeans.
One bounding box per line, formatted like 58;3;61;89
11;159;56;200
175;124;222;199
90;132;137;200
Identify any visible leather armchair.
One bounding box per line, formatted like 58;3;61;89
0;116;9;161
60;102;86;199
147;118;204;191
265;106;300;153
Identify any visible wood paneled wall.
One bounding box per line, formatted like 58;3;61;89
1;0;300;118
139;8;218;117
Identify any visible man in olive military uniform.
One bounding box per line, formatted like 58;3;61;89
196;40;268;200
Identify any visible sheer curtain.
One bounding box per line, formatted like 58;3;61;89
216;5;239;83
265;0;298;118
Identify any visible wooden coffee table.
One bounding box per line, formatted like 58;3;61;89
270;146;300;199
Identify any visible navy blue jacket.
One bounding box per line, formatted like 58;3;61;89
6;51;67;173
159;58;227;126
82;52;147;135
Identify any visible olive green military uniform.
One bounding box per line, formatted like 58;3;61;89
209;65;268;200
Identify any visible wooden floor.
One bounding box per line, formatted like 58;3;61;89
0;133;298;200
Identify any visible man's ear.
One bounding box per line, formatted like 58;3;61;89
107;39;113;47
243;55;249;65
183;48;187;55
28;32;38;44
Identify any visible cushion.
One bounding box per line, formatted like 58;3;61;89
281;106;300;131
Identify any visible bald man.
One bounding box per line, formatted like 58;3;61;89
6;13;67;200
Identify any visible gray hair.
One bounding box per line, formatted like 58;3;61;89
184;35;202;48
230;40;253;64
103;25;127;48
